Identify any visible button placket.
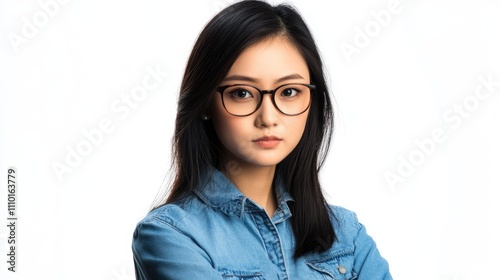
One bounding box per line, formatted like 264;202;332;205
250;208;289;279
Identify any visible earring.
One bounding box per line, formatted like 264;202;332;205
202;114;210;120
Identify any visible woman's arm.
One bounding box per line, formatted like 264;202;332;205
132;217;224;280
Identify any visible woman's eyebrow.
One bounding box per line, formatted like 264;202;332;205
275;73;305;83
222;73;305;83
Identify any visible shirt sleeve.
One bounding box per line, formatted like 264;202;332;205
352;220;393;280
132;217;224;280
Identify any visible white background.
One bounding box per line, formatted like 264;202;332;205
1;0;499;279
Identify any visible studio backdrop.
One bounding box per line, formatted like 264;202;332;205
1;0;499;279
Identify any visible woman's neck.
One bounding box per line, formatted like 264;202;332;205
221;162;277;218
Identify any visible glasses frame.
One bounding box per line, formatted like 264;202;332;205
216;83;316;117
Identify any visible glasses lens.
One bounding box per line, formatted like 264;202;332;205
222;85;261;116
274;84;311;115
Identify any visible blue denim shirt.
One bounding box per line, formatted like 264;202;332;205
132;168;392;279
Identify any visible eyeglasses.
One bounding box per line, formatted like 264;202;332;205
216;83;315;116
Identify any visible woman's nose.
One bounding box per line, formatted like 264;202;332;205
254;94;279;127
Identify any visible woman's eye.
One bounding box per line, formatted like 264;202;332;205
231;89;253;99
281;88;299;97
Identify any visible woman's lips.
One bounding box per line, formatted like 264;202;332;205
252;136;282;149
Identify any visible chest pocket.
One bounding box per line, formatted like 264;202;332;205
305;246;357;280
220;269;266;280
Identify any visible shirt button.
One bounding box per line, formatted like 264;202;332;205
338;265;347;274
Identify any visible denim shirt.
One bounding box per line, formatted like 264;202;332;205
132;168;392;279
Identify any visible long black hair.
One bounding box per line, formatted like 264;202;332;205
159;0;336;259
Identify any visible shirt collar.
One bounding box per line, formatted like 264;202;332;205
193;166;294;219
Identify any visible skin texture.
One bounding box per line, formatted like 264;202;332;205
210;36;310;217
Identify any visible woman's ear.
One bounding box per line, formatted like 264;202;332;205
202;97;215;120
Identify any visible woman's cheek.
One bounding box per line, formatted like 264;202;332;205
284;114;308;143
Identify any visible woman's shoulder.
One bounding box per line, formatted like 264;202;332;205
308;204;393;279
328;204;360;225
135;198;204;230
328;204;357;219
326;204;364;245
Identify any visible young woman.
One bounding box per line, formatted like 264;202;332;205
132;1;392;279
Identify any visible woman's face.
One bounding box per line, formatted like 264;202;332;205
211;36;310;170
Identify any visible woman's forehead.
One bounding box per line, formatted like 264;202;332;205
224;36;310;85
